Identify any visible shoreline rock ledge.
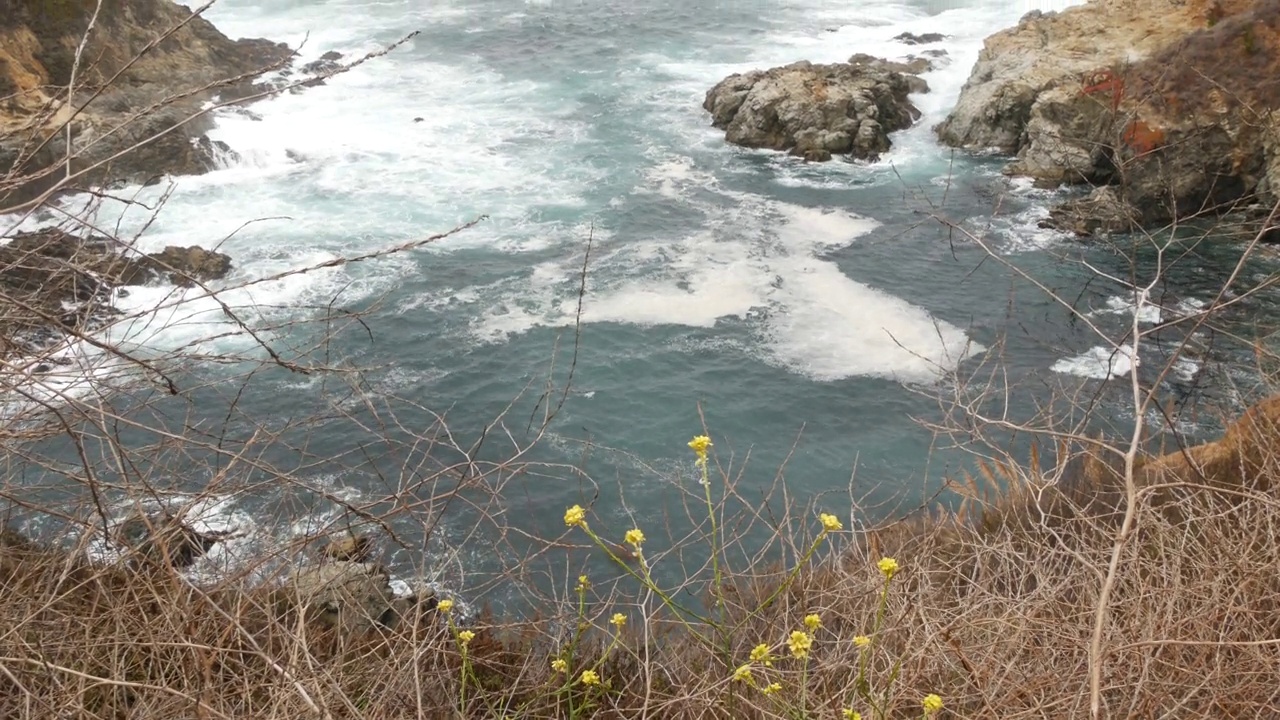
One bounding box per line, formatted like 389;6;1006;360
935;0;1280;236
704;55;932;162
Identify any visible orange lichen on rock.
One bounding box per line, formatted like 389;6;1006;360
1122;119;1165;155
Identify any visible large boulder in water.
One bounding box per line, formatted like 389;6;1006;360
703;57;927;162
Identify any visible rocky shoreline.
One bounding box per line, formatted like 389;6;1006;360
703;0;1279;239
936;0;1280;237
0;1;356;362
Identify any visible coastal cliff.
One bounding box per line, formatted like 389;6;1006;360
937;0;1280;235
0;0;293;208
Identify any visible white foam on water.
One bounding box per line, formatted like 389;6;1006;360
1051;344;1136;379
1091;295;1164;325
470;186;981;382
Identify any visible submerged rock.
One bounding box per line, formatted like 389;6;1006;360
703;57;926;163
893;31;947;45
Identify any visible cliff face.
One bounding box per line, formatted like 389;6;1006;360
0;0;292;209
937;0;1280;235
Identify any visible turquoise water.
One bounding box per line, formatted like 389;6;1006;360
6;0;1274;601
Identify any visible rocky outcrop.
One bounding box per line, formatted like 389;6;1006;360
704;55;930;162
115;511;227;569
0;227;232;356
0;0;295;209
936;0;1280;235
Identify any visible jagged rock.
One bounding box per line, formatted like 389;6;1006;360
115;512;224;569
893;32;946;45
937;0;1280;234
703;59;923;163
300;50;344;76
848;53;932;94
143;245;233;286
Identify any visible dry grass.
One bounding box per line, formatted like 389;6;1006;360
3;394;1280;719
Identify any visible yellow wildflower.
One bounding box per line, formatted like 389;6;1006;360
576;575;589;592
624;528;645;547
437;599;454;613
854;635;871;647
922;694;943;714
732;664;754;684
761;682;782;695
842;711;862;720
688;435;712;458
610;613;626;629
580;669;600;686
804;613;821;631
564;505;586;527
551;658;568;673
878;556;899;579
819;513;843;532
787;630;813;659
749;643;774;666
457;630;475;645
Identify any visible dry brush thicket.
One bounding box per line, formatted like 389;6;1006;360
4;3;1280;719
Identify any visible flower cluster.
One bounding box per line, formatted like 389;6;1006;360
624;528;645;548
551;658;568;674
878;556;899;580
922;693;944;714
580;670;600;686
787;630;813;659
688;434;712;463
750;643;774;666
564;504;586;528
819;513;843;532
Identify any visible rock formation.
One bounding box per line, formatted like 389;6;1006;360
0;0;295;208
0;227;232;356
936;0;1280;236
704;55;930;162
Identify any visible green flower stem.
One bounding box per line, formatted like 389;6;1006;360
576;523;716;647
734;529;829;630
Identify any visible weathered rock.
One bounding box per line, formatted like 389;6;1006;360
0;228;232;356
893;32;946;45
1040;186;1139;236
703;59;924;163
937;0;1280;234
143;245;233;287
115;512;224;569
286;561;401;635
848;53;932;94
0;0;295;209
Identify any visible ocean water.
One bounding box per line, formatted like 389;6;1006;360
4;0;1276;601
